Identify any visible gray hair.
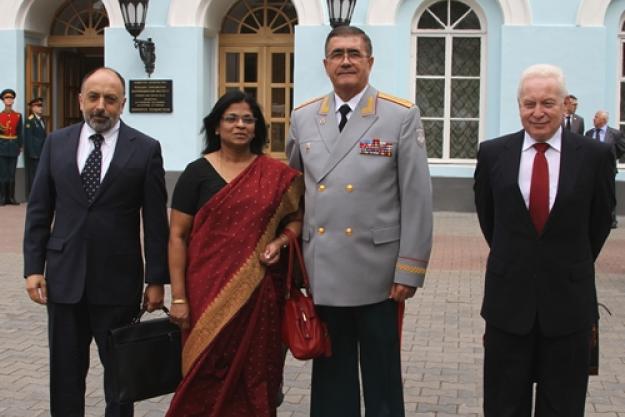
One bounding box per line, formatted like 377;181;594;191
517;64;567;101
595;110;609;120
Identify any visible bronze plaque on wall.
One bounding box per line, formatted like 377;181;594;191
129;80;173;113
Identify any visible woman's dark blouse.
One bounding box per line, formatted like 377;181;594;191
171;157;227;215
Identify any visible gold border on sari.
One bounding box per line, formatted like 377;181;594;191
181;175;304;376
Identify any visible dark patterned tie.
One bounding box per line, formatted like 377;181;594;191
529;143;550;234
338;104;351;132
81;133;104;203
565;116;571;130
594;128;601;141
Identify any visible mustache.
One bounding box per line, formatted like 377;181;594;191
90;109;109;118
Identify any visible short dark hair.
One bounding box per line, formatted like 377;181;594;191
565;94;578;101
201;90;267;155
324;25;373;57
80;67;126;95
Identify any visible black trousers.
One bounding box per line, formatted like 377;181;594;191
0;155;17;183
483;322;591;417
27;157;39;195
311;300;404;417
47;300;138;417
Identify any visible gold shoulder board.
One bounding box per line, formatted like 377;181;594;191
294;95;325;111
378;92;414;108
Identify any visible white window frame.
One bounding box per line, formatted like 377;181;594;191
410;0;487;164
617;20;625;168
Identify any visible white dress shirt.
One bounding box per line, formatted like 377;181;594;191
518;128;562;211
334;85;368;125
77;120;120;182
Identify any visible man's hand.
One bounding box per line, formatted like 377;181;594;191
143;283;164;312
25;274;47;304
388;283;417;302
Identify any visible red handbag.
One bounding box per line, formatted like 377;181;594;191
281;229;332;360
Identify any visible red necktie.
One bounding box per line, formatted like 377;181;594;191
529;143;550;234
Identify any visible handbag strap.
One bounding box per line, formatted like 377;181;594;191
282;228;311;295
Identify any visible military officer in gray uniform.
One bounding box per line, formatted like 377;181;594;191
286;25;433;417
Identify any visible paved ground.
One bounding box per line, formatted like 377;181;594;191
1;206;624;416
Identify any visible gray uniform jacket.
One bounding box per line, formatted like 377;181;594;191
286;86;433;306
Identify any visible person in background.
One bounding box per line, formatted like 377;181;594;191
562;94;585;135
24;97;47;195
166;90;303;417
0;88;22;205
585;110;625;228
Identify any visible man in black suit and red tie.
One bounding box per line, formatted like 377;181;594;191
23;67;169;417
474;64;615;417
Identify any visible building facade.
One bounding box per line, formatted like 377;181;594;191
1;0;624;210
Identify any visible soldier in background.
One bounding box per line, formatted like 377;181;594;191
24;97;47;195
0;89;23;205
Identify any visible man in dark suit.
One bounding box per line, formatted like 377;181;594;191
562;94;585;135
23;67;169;417
585;110;625;228
24;97;47;195
474;64;615;417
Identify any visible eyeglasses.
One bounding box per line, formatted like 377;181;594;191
222;114;257;125
326;48;368;62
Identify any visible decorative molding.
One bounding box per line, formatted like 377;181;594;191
367;0;531;26
577;0;611;27
168;0;324;29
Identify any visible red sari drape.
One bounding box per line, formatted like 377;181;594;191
166;156;303;417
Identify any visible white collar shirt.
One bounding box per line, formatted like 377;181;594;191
77;120;120;181
518;128;562;211
334;85;368;125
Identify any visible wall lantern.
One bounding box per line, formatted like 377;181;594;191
327;0;357;28
119;0;155;77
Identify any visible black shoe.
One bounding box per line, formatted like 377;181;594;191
6;182;18;205
611;220;618;229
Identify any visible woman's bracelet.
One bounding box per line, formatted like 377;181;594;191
171;298;187;304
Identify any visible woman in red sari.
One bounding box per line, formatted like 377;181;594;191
166;91;302;417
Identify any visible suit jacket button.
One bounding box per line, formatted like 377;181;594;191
318;227;325;235
345;227;353;236
319;184;326;192
345;184;354;192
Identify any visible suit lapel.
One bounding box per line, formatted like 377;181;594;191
319;87;379;180
59;123;89;204
92;121;136;202
501;132;535;230
543;130;582;235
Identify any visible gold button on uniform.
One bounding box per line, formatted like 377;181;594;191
345;184;354;192
319;184;326;191
318;227;325;235
345;227;353;236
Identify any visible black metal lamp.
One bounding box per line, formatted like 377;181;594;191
119;0;155;77
327;0;357;28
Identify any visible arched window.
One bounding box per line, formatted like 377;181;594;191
222;0;297;34
50;0;109;38
412;0;485;161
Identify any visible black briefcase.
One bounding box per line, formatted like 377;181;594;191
108;307;182;403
